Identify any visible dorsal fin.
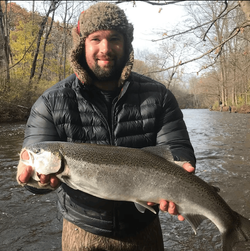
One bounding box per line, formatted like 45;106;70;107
208;184;220;193
141;145;174;162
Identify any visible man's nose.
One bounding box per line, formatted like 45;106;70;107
99;39;111;54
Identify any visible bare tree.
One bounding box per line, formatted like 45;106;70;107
0;1;11;83
37;5;56;82
29;0;61;83
132;0;250;74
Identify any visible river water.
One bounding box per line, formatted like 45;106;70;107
0;109;250;251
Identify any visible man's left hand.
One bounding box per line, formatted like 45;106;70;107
147;162;195;221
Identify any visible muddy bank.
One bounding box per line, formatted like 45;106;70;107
0;101;30;123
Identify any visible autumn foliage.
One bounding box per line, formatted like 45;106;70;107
0;2;73;121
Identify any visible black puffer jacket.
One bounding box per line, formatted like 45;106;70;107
23;72;196;237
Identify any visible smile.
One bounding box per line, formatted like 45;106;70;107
98;59;114;67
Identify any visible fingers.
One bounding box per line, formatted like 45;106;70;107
38;174;60;188
183;162;195;173
159;200;177;214
178;214;185;221
159;199;185;221
150;200;178;215
39;174;50;184
18;165;33;183
147;202;156;206
18;149;33;184
159;199;169;212
50;175;60;188
17;163;60;188
167;201;177;215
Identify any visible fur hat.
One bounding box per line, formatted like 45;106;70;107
70;2;134;86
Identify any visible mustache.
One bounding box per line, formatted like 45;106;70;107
95;54;115;61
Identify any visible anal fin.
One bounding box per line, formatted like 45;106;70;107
182;214;207;234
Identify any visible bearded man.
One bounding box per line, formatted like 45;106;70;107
17;2;196;250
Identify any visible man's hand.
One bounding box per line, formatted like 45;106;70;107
16;149;60;188
147;162;195;221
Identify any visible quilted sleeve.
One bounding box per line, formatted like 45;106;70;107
22;95;61;148
156;89;196;167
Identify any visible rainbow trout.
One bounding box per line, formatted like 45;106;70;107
19;141;250;251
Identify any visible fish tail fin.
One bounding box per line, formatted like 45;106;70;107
222;212;250;251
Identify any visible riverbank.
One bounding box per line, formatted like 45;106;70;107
211;104;250;114
1;103;250;124
0;101;30;123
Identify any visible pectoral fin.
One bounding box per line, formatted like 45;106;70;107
141;145;174;161
134;201;157;214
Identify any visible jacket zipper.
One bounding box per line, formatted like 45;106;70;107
91;104;113;145
110;80;131;146
110;97;118;146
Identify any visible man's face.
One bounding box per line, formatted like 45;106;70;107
85;30;126;82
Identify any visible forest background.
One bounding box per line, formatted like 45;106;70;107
1;0;250;122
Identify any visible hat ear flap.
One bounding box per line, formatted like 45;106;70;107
77;11;84;36
71;27;81;47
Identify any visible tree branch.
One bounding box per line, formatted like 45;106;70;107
0;35;38;74
115;0;186;5
203;0;228;41
144;24;246;75
152;2;239;42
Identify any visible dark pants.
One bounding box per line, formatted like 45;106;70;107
62;217;164;251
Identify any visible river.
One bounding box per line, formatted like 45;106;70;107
0;109;250;251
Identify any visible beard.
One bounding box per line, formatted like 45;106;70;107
89;54;127;82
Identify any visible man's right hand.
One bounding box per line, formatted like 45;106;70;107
16;151;60;188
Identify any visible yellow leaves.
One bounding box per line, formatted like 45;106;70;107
162;32;167;37
10;20;44;79
10;21;38;59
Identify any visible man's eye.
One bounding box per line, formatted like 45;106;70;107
111;37;120;41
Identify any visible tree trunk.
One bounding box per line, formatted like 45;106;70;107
29;5;53;82
28;1;60;103
63;0;68;79
0;3;6;72
37;8;55;82
0;1;10;83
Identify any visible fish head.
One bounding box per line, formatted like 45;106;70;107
20;142;62;181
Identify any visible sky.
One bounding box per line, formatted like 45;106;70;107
13;1;186;56
117;1;186;54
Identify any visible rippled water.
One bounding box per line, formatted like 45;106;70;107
0;109;250;251
0;123;61;251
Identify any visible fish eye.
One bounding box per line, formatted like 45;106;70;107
34;148;41;154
